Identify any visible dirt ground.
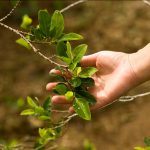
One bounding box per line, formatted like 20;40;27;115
0;1;150;150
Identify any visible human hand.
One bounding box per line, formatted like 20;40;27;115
46;51;138;111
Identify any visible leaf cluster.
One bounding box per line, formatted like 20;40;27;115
18;9;97;121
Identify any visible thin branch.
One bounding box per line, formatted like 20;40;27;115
0;0;20;22
0;22;67;68
143;0;150;6
118;91;150;102
52;109;69;113
52;113;77;129
60;0;87;13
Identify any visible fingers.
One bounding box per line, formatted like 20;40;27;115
52;95;71;104
46;82;58;91
80;53;99;67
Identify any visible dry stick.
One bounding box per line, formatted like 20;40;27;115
60;0;88;13
0;0;20;22
0;22;66;68
119;91;150;102
143;0;150;6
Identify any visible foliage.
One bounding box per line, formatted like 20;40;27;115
18;9;97;121
134;137;150;150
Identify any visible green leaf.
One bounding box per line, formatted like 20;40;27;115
59;33;83;41
38;116;50;121
16;38;31;50
43;96;52;111
66;41;73;59
145;137;150;146
59;56;72;65
50;10;64;38
69;77;81;88
73;98;91;120
56;41;67;57
79;67;97;78
35;106;45;114
49;73;65;82
20;109;35;115
80;78;95;87
73;44;87;64
75;90;96;104
38;10;51;37
21;15;32;30
27;96;38;108
31;27;44;40
134;147;146;150
69;62;77;71
39;128;47;138
10;0;19;6
53;83;68;95
65;91;74;101
73;67;82;76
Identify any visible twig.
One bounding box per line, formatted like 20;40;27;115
52;113;77;129
0;0;20;22
0;22;67;68
118;91;150;102
60;0;87;13
52;109;68;113
143;0;150;6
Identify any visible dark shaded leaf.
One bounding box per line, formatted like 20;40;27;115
80;78;95;87
56;41;67;57
43;96;52;111
144;137;150;146
75;90;96;104
38;10;51;37
49;73;65;82
53;83;68;95
69;77;81;87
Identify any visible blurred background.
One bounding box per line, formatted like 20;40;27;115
0;0;150;149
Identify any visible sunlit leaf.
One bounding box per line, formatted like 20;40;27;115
66;41;73;59
65;91;74;101
79;67;97;78
27;96;38;108
73;98;91;120
50;10;64;38
73;44;87;64
16;38;31;50
20;109;35;115
21;15;32;30
59;33;83;42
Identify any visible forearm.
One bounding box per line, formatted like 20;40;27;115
129;43;150;84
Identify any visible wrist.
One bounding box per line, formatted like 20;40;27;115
129;43;150;84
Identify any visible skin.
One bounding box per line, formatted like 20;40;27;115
46;43;150;112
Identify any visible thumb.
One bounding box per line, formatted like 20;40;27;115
80;53;98;67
